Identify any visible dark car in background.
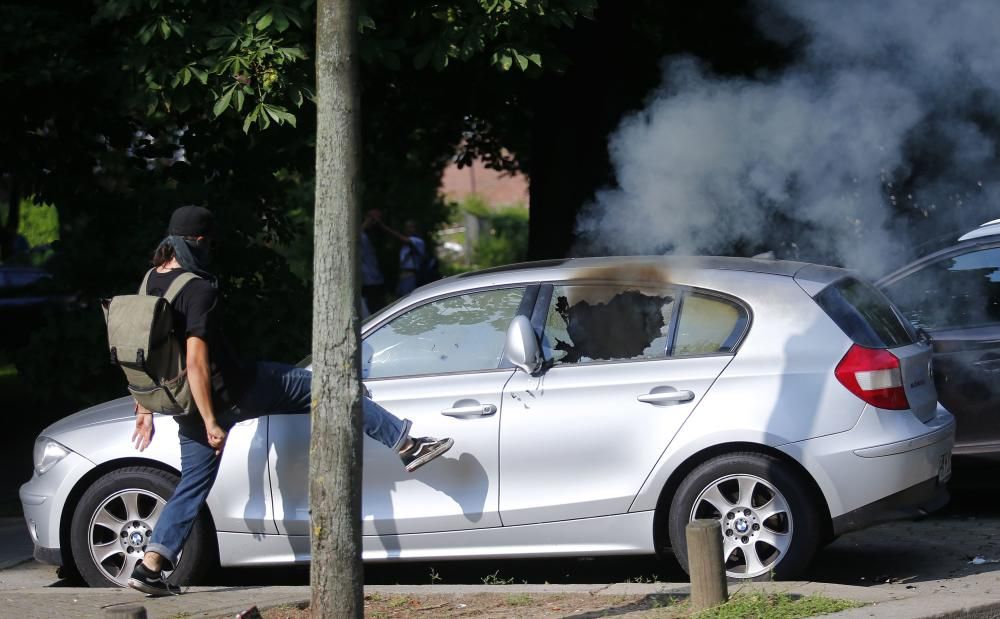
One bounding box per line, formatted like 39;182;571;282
0;265;77;353
878;219;1000;457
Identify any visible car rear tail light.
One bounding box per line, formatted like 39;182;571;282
835;344;909;410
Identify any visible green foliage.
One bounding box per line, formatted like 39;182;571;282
693;593;863;619
16;199;60;250
0;0;591;413
95;0;314;133
467;199;529;268
95;0;595;135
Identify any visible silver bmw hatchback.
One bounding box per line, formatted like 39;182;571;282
20;256;955;586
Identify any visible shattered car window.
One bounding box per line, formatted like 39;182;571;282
673;294;746;356
542;285;676;365
363;287;525;379
883;247;1000;330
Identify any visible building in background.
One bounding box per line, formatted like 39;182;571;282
438;159;529;268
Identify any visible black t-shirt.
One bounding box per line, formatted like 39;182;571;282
144;268;254;439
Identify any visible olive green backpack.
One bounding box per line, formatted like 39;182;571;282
102;269;200;415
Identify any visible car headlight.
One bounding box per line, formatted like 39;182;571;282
33;437;71;476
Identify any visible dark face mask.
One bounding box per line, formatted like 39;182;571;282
185;237;212;267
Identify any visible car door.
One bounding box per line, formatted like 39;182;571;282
499;283;746;526
267;285;526;538
880;244;1000;452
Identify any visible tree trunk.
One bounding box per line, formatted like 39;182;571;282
311;0;364;617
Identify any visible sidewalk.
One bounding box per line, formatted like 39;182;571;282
5;515;1000;618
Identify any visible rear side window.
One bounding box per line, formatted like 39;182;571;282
673;294;748;356
814;277;915;348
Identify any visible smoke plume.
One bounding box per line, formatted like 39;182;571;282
575;0;1000;274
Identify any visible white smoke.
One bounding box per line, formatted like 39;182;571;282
576;0;1000;274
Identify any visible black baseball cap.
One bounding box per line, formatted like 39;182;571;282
168;205;215;237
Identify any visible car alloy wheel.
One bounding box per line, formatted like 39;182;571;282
689;474;792;578
86;488;167;587
70;466;213;588
668;452;821;581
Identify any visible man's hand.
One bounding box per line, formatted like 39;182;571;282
206;422;228;455
132;409;155;452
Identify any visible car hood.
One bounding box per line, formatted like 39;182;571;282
41;395;135;439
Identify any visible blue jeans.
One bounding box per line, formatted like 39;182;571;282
146;361;411;570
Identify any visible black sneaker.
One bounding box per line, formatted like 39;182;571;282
128;562;180;596
400;437;454;472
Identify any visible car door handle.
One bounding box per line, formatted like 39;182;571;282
637;390;695;405
973;358;1000;373
441;404;497;418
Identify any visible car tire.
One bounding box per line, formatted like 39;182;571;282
70;466;213;588
667;452;822;581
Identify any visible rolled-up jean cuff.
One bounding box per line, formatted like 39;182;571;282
145;543;178;572
392;418;413;451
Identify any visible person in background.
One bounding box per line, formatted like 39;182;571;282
360;209;387;315
376;215;425;297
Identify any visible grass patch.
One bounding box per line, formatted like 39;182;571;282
505;593;533;606
387;595;412;609
694;592;863;619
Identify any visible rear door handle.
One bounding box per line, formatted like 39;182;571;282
974;358;1000;373
441;404;497;418
637;390;695;405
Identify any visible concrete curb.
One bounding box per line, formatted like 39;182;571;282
365;581;896;604
825;593;1000;619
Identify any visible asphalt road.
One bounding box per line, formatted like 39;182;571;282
3;459;998;591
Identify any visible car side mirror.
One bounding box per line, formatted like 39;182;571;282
504;315;543;375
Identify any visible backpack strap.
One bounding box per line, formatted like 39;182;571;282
162;272;201;304
138;268;156;295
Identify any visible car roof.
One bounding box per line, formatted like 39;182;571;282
958;218;1000;242
442;255;847;289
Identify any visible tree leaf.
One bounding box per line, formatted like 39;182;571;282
413;43;433;69
242;106;259;133
181;67;192;86
432;47;449;71
273;10;290;32
278;47;307;60
138;23;155;44
359;14;376;32
498;52;513;71
292;88;304;107
159;18;171;39
526;52;542;67
255;12;273;31
213;85;235;117
189;67;208;85
235;89;245;112
514;52;529;71
264;104;297;127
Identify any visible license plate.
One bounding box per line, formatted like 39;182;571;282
938;453;952;483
